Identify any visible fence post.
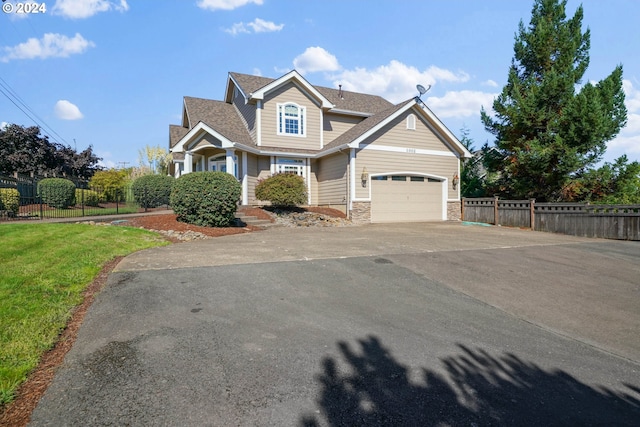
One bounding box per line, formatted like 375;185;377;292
461;197;465;221
529;199;535;231
494;196;499;225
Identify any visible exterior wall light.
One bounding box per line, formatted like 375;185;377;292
361;167;369;187
452;173;459;190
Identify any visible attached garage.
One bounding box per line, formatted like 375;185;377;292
370;175;444;223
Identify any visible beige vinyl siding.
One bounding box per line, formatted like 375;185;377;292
190;134;222;151
309;159;319;205
232;85;257;142
317;152;348;206
323;113;362;145
246;154;272;205
355;149;458;200
352;107;460;200
261;82;321;150
367;109;457;152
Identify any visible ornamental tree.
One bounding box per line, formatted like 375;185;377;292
481;0;627;201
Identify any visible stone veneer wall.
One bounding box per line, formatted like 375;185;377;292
350;201;371;224
447;201;461;221
351;201;460;223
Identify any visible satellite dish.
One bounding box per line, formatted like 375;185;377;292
416;84;431;97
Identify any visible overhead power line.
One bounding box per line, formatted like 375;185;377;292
0;76;71;146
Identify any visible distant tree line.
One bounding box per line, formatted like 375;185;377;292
0;124;102;180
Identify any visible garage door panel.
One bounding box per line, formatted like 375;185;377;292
371;177;442;223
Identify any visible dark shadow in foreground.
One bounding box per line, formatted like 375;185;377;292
300;336;640;426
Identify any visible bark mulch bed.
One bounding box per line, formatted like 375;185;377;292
0;206;346;426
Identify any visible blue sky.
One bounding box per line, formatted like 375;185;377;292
1;0;639;169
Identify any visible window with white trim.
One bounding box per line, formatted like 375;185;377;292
275;157;305;178
277;103;306;137
406;113;416;130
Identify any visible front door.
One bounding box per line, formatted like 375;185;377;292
209;159;227;173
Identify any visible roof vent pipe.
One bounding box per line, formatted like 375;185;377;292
338;84;343;100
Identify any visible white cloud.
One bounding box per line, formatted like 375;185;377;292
483;79;499;87
224;23;250;35
1;33;95;62
329;60;470;103
52;0;128;19
224;18;283;35
54;100;84;120
425;90;498;119
97;154;116;169
248;18;284;33
197;0;262;11
0;122;8;130
293;47;340;75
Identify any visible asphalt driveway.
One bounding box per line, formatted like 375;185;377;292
30;223;640;426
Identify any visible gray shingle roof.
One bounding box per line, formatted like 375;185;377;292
169;125;189;148
229;71;394;115
183;96;253;145
171;73;416;154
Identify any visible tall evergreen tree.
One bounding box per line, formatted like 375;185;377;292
458;127;487;198
481;0;627;201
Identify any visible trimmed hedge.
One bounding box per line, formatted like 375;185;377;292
132;174;175;208
38;178;76;209
170;171;241;227
0;188;20;216
255;173;307;207
75;188;101;207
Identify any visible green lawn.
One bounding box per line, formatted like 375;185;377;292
0;223;168;407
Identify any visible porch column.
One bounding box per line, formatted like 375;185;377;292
306;158;311;205
349;148;356;211
184;151;193;174
256;100;262;146
242;151;248;205
226;148;236;178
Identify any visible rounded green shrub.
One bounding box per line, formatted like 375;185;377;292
132;174;175;208
255;173;307;207
38;178;76;209
0;188;20;216
170;171;241;227
75;188;101;207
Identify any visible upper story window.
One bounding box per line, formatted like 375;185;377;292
277;102;306;137
406;113;416;130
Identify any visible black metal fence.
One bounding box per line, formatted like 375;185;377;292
0;174;168;221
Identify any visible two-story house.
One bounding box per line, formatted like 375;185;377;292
169;70;472;223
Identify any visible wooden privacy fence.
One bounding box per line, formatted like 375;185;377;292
462;197;640;241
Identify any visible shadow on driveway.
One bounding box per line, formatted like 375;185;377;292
301;336;640;426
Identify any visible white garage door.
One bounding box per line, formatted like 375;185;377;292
371;175;443;223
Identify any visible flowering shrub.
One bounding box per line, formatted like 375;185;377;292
255;173;307;207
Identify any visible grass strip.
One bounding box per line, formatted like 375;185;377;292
0;223;168;406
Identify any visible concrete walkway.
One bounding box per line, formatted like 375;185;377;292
30;223;640;426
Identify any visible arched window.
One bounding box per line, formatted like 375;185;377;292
406;113;416;130
277;102;306;137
